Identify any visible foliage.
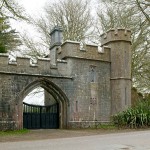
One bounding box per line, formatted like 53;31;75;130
0;17;21;53
0;0;27;53
113;99;150;128
97;0;150;93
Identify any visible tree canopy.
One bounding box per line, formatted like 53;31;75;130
0;17;21;53
0;0;27;53
44;0;92;41
97;0;150;92
0;0;26;20
9;0;149;93
20;0;92;57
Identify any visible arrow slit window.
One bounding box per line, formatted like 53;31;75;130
90;66;96;82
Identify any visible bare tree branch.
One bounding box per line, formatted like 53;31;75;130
0;0;28;20
136;0;150;24
97;0;150;93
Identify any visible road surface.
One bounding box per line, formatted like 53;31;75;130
0;130;150;150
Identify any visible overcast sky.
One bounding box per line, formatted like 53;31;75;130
17;0;49;15
17;0;97;16
12;0;97;33
10;0;49;34
9;0;55;51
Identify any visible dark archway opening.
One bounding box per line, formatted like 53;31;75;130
23;87;59;129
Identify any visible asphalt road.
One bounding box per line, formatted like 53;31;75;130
0;130;150;150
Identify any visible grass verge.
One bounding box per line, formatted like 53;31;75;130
0;129;29;136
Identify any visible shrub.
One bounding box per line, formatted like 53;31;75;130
113;99;150;128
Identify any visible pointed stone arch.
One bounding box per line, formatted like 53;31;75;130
16;78;69;129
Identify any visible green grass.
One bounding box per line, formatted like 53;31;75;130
0;129;29;136
95;124;116;129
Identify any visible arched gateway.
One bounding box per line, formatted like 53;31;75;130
0;27;131;130
18;78;69;129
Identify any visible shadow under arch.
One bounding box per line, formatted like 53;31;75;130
17;78;69;129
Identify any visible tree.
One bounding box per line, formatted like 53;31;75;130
0;17;21;53
0;0;26;20
0;0;27;53
20;32;48;57
44;0;91;41
97;0;150;93
135;0;150;23
21;0;92;57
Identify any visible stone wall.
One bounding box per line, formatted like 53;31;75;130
0;73;73;129
0;28;131;130
65;58;111;127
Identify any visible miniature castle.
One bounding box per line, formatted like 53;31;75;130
0;27;131;130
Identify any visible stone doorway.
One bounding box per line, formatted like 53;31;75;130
16;78;69;129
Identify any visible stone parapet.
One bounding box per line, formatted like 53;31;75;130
100;28;131;46
58;41;110;62
0;55;50;75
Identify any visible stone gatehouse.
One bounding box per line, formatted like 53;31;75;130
0;27;131;130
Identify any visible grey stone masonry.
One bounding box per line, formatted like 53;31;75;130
0;28;131;130
101;29;132;115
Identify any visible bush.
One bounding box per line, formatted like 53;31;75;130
113;99;150;128
0;44;6;53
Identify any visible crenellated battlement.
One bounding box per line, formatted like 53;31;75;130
100;28;131;46
57;41;111;62
0;54;52;75
0;54;50;66
0;40;111;78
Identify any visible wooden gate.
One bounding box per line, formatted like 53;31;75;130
23;102;59;129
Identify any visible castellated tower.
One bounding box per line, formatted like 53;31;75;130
101;29;132;115
50;26;63;66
